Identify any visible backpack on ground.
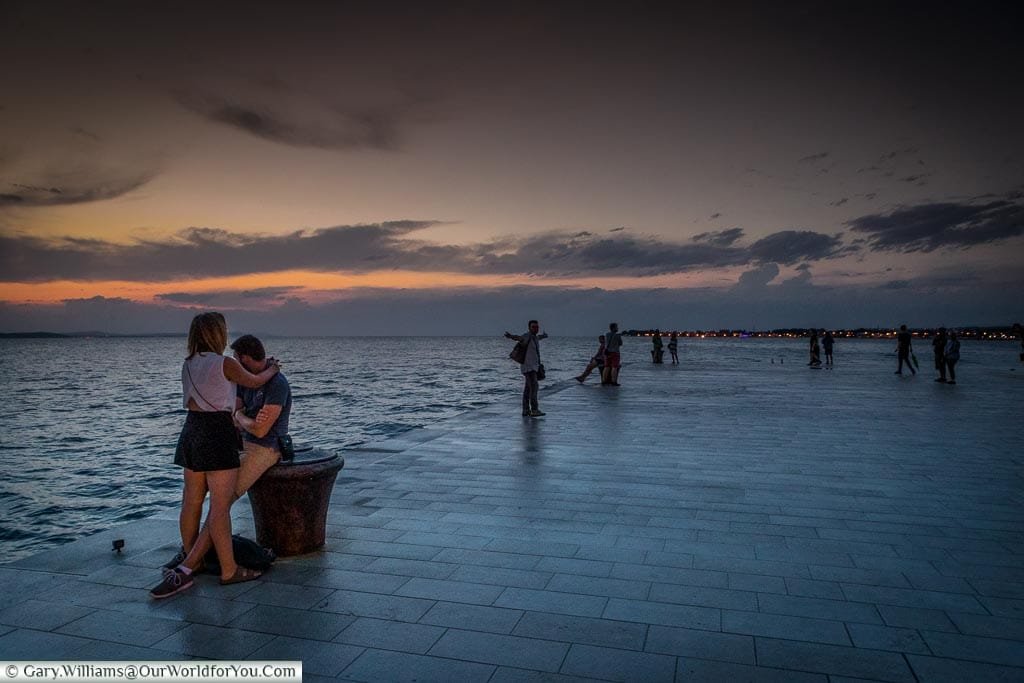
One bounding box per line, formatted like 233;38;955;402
204;534;276;571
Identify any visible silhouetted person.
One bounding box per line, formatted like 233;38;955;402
808;329;822;367
895;324;916;375
822;330;834;365
944;331;961;384
651;329;664;363
668;332;679;364
505;320;547;417
576;335;605;383
603;322;623;385
1015;323;1023;362
932;327;948;382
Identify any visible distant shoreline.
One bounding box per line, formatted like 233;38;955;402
1;327;1019;340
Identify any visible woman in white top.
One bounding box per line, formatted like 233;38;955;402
151;312;279;598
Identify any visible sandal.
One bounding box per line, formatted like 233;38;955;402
220;566;262;585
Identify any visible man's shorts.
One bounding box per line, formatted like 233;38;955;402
605;351;621;369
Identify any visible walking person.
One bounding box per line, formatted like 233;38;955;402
822;330;834;366
944;331;961;384
667;332;679;364
808;329;822;368
1014;322;1023;362
576;335;605;383
505;320;547;417
150;313;279;598
932;327;948;382
895;324;916;375
602;322;623;386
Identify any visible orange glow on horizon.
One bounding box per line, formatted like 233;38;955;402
0;268;736;307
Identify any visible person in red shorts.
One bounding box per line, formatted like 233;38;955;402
602;322;623;386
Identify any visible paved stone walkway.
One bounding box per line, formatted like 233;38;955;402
2;356;1023;682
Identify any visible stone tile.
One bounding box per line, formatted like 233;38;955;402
645;624;754;664
233;581;335;609
534;557;614;578
840;583;987;613
693;556;811;579
418;601;524;634
428;629;569;672
728;573;787;594
489;668;611;683
546;574;649;600
73;640;178;660
845;622;930;654
393;531;491;550
611;562;727;587
296;566;412;594
334;617;446;654
338;539;444;561
151;623;275;659
877;605;957;632
756;593;882;624
0;599;93;631
228;603;355;641
395;577;505;605
721;610;850;646
512;612;647;650
755;637;916;682
676;658;828;682
907;654;1024;683
649;583;756;610
485;539;579;558
361;556;459;580
946;611;1024;641
249;636;364;677
449;564;553;589
559;643;675;682
153;594;257;627
56;610;187;647
918;630;1024;667
784;577;845;600
0;628;91;659
432;547;542;570
603;598;719;631
339;648;495;682
979;595;1024;618
313;589;435;622
495;588;607;618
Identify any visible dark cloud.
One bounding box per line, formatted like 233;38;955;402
735;263;779;289
799;152;829;163
175;90;406;151
692;228;744;247
847;196;1024;252
709;212;722;220
156;286;302;307
830;197;848;207
0;170;156;208
747;230;846;265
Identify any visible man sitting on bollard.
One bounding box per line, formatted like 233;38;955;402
151;334;292;598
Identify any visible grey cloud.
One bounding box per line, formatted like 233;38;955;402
176;90;404;151
747;230;845;265
847;197;1024;252
0;170;156;208
830;198;848;207
156;286;302;307
799;152;829;163
692;228;744;246
735;263;779;289
0;220;863;283
709;212;722;220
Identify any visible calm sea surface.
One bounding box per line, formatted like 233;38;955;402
0;335;1017;562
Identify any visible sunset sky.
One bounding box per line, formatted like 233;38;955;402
2;1;1022;335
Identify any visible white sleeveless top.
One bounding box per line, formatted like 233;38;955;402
181;353;236;412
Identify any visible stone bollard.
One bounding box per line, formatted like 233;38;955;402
246;446;344;556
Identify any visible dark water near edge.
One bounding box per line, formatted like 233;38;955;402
0;335;1017;562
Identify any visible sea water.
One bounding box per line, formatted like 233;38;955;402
0;335;1017;561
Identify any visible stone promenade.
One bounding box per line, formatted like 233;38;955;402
2;357;1023;682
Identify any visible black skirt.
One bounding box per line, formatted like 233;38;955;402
174;411;240;472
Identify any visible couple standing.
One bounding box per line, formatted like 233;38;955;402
577;323;623;385
150;312;292;599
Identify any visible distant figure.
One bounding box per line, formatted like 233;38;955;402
808;329;822;368
895;324;916;375
932;327;948;383
153;334;291;598
651;330;664;364
150;313;279;599
944;331;961;384
1015;323;1023;362
822;331;834;365
603;322;623;386
576;335;606;383
505;320;547;417
668;332;679;364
